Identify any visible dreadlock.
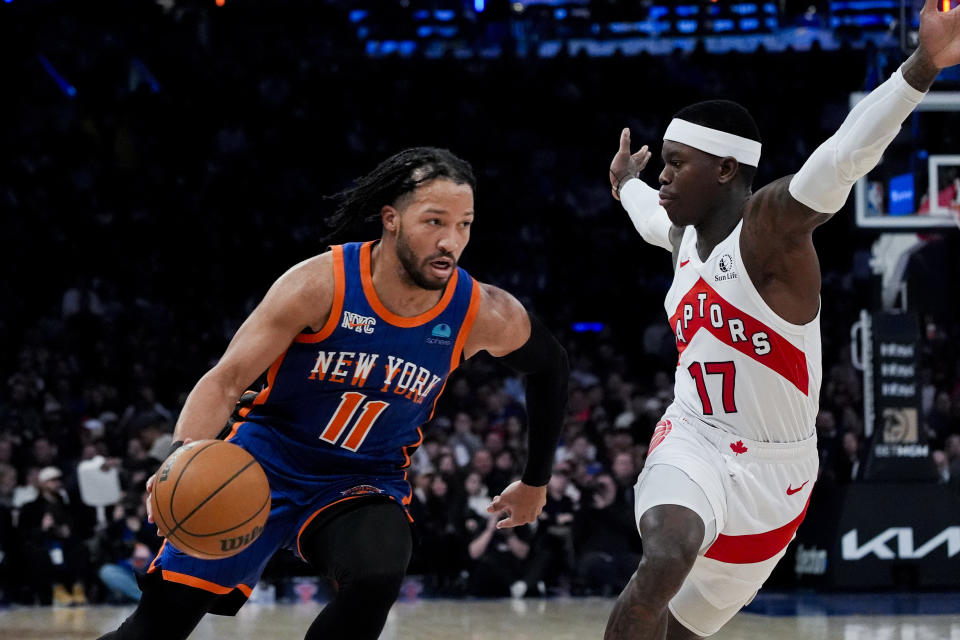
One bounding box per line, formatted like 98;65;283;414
324;147;477;243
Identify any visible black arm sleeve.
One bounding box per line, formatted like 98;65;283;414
493;313;569;487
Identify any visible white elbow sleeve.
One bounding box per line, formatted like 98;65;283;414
619;178;674;251
789;66;926;214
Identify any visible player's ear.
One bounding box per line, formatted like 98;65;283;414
718;157;739;185
381;205;400;233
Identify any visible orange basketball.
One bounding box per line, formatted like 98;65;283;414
151;439;271;560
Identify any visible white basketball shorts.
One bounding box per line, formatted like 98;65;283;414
633;412;818;636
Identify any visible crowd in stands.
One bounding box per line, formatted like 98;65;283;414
2;0;959;607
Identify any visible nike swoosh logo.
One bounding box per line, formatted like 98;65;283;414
679;259;690;267
786;480;809;495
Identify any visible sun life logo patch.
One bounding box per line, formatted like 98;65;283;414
715;254;738;282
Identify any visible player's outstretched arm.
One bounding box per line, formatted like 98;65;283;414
609;128;680;253
462;284;569;528
741;0;957;323
783;0;958;222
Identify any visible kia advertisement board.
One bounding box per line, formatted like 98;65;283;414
794;484;960;589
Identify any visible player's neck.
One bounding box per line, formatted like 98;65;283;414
369;241;446;316
693;200;744;261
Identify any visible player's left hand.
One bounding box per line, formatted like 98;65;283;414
609;128;653;201
486;480;547;529
919;0;960;69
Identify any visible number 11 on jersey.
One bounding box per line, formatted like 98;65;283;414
688;361;738;415
320;392;390;451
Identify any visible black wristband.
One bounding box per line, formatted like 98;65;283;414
165;439;185;460
610;170;637;198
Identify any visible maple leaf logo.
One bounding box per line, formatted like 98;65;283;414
730;440;748;455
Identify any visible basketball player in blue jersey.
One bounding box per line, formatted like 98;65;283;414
602;2;959;639
99;148;569;640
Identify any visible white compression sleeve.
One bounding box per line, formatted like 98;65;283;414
788;66;926;214
619;178;673;251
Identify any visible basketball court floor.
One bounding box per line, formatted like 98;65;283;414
2;593;959;639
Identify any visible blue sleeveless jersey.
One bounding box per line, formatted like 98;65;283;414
234;241;480;484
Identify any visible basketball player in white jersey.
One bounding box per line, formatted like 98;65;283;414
603;2;960;638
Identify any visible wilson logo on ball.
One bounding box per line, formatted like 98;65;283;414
220;526;264;553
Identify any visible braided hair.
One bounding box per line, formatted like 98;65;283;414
324;147;476;243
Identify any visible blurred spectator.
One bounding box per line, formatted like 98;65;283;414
465;509;533;598
435;451;458;478
484;389;522;434
462;471;491;518
95;500;159;603
410;437;440;477
0;439;13;466
17;467;89;605
120;386;172;433
470;449;495;491
484;431;506;459
603;428;636;467
558;433;596;468
927;391;960;449
0;498;15;604
0;464;16;509
123;436;157;493
409;474;466;595
816;409;840;484
29;437;59;470
933;449;951;484
945;435;960;495
947;435;960;470
487;448;517;496
610;452;638;506
834;431;863;484
503;415;526;453
449;412;482;468
574;472;641;596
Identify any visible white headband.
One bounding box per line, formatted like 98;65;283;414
663;118;762;167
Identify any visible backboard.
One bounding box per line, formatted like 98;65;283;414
854;91;960;229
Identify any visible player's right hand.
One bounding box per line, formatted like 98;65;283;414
918;0;960;70
609;128;652;201
145;472;157;524
145;437;193;526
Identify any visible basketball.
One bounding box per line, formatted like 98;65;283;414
150;440;271;560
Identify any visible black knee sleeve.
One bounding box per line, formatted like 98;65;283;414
301;498;412;586
300;499;413;640
97;576;219;640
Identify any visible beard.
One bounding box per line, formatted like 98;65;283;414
395;229;456;291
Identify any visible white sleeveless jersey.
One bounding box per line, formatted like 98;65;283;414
664;221;821;443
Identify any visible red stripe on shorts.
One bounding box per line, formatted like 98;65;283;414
704;494;811;564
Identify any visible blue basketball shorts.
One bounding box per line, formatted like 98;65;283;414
144;423;412;600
